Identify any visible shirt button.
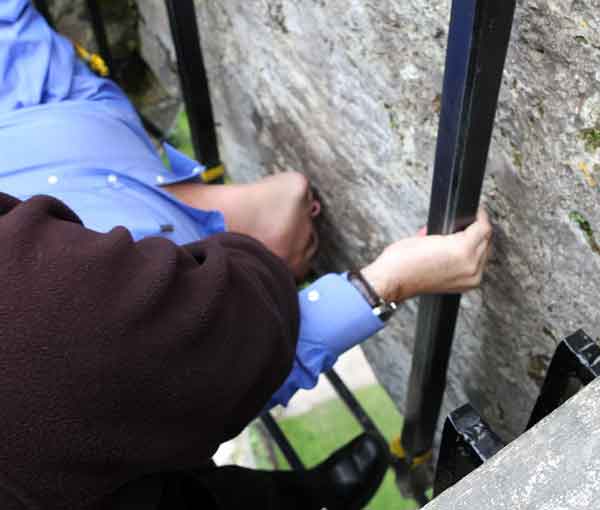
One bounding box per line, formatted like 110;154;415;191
308;290;320;302
192;166;202;175
107;174;118;184
47;175;58;185
156;175;165;184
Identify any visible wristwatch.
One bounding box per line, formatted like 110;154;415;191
347;270;398;322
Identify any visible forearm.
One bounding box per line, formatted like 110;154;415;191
266;205;494;410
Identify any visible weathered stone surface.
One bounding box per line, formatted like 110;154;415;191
47;0;137;61
46;0;180;134
135;0;179;98
424;378;600;508
188;0;600;440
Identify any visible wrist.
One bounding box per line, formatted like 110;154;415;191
347;269;398;322
361;262;395;303
361;258;416;303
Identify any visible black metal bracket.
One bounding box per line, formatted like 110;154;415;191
433;404;504;496
527;329;600;430
434;330;600;496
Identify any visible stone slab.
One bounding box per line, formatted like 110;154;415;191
425;378;600;509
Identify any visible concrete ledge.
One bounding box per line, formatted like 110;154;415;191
426;378;600;509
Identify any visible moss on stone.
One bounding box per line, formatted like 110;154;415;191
384;103;400;131
512;150;523;170
579;128;600;153
569;211;600;255
527;354;549;386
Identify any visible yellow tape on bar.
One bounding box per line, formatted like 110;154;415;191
201;164;225;183
74;43;110;77
390;436;432;468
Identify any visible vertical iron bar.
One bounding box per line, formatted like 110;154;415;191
260;413;306;471
401;0;516;459
141;117;167;142
33;0;54;27
325;369;388;445
85;0;115;75
164;0;221;168
434;404;505;496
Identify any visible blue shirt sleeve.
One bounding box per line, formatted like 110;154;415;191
266;273;385;409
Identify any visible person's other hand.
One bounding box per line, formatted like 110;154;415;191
361;208;492;302
235;171;320;280
166;171;321;280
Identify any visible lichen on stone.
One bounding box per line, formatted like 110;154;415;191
569;211;600;255
579;127;600;153
512;150;523;170
384;103;400;131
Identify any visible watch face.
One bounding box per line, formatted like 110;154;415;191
374;301;398;322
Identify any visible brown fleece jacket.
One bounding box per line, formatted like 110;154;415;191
0;193;299;509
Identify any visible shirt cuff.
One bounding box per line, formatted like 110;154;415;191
266;273;384;409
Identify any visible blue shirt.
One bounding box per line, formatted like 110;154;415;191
0;0;385;408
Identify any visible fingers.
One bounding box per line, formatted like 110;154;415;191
475;235;490;261
474;237;492;280
443;208;492;289
480;243;492;272
464;207;492;247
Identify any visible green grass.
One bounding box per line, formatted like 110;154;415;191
167;110;195;158
251;384;417;510
166;110;231;183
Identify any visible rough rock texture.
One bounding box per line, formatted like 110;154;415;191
188;0;600;441
45;0;180;133
46;0;138;68
424;378;600;508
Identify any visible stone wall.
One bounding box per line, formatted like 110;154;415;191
47;1;600;442
189;0;600;441
46;0;180;133
51;0;135;49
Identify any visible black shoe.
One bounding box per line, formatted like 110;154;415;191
165;433;390;510
304;432;390;510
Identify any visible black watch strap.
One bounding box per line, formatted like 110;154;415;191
347;269;398;322
347;270;382;308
